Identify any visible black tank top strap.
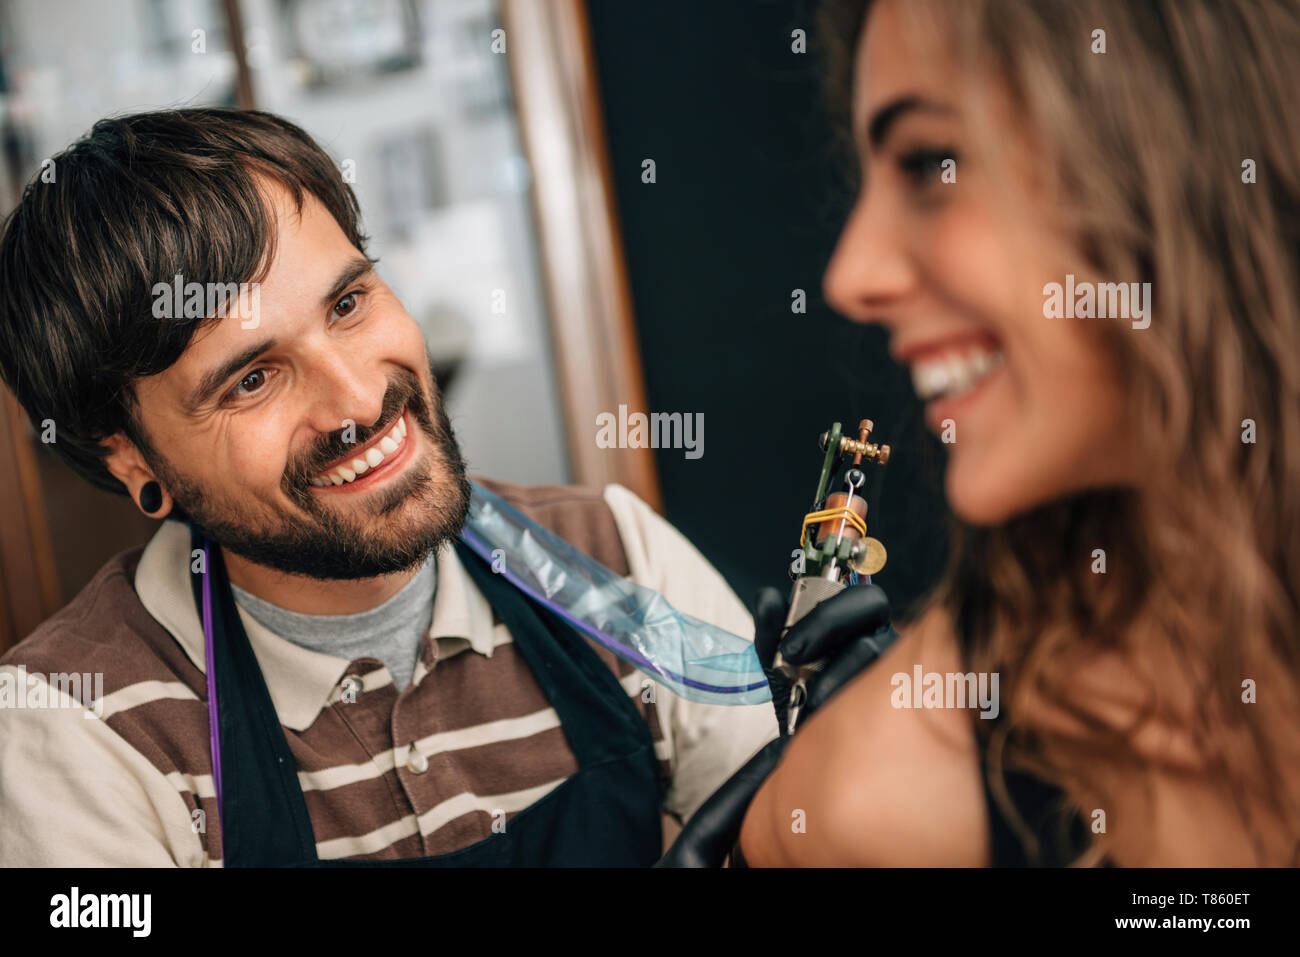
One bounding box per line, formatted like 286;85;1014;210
956;600;1110;867
979;744;1101;867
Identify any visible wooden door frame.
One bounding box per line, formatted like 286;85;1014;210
500;0;662;511
0;391;60;655
0;0;257;655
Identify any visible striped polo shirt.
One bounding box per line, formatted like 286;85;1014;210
0;478;778;866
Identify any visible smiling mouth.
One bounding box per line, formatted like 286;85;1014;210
910;344;1006;403
310;408;411;488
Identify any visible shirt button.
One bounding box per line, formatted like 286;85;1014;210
407;746;429;774
340;675;364;699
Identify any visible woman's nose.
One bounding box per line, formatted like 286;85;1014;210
822;189;915;324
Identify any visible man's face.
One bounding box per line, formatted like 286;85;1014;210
130;179;470;579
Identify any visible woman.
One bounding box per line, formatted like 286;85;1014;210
737;0;1300;866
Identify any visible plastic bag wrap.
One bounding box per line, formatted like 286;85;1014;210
459;481;771;706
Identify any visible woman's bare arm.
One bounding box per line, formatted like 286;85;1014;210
738;606;991;866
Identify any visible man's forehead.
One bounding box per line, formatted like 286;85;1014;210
138;189;369;415
256;183;352;290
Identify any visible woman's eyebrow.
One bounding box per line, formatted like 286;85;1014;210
862;95;955;151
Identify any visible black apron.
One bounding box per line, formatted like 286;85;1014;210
188;525;664;867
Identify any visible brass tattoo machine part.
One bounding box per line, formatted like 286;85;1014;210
771;419;890;736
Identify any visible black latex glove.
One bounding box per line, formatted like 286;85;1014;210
755;582;898;736
653;735;786;867
654;582;898;867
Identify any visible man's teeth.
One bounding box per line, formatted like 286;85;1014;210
310;415;408;487
911;348;1004;402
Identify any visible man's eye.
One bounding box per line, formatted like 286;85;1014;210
897;148;958;187
231;368;268;398
333;290;363;320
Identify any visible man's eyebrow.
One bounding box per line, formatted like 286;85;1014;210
322;256;376;312
184;258;376;413
863;95;955;151
186;338;276;412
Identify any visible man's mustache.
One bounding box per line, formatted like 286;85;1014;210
284;371;429;485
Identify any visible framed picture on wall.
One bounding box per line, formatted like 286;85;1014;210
279;0;423;90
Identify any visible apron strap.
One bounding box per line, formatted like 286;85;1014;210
190;527;658;866
189;525;317;867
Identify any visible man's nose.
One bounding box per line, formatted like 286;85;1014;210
301;348;387;436
822;189;915;324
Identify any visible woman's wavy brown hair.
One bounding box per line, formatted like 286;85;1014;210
819;0;1300;864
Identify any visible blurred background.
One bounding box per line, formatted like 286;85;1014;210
0;0;950;654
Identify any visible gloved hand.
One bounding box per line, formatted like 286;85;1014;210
654;582;899;867
653;735;786;867
755;582;898;736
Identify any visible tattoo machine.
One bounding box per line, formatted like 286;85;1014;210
771;418;891;734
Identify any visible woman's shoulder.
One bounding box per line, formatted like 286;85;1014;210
740;600;991;866
739;598;1111;866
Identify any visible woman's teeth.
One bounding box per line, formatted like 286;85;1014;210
911;347;1005;402
310;415;409;487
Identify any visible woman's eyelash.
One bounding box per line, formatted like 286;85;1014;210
898;148;959;183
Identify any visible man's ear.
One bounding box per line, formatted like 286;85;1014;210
101;432;173;518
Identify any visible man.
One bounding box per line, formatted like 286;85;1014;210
0;108;780;866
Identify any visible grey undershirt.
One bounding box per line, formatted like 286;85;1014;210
230;554;437;693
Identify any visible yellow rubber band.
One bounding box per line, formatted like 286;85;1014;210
800;505;866;546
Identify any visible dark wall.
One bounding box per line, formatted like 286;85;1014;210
585;0;952;617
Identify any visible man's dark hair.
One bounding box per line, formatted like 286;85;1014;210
0;107;371;497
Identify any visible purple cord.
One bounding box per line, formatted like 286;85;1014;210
201;541;224;859
458;527;768;695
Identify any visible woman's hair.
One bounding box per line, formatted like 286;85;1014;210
819;0;1300;864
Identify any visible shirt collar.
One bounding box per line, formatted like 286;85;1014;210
424;537;500;659
133;521;500;731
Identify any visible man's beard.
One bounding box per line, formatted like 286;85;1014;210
156;360;472;580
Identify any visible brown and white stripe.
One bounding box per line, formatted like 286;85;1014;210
0;478;776;866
